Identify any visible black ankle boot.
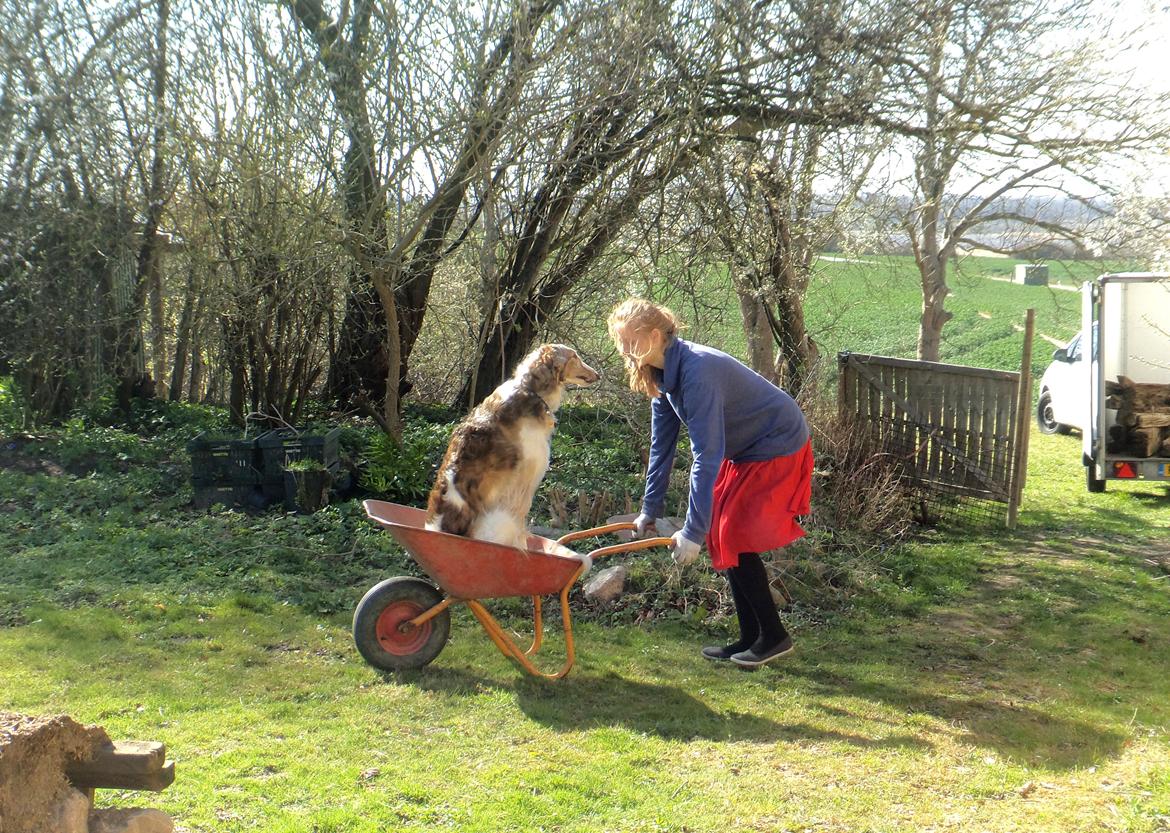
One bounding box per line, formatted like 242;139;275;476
730;634;795;668
701;642;751;661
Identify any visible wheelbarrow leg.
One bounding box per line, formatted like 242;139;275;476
465;581;579;680
526;596;543;656
407;596;455;629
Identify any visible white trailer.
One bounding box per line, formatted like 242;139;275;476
1082;273;1170;491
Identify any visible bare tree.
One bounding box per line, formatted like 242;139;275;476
0;0;175;418
281;0;561;436
458;0;718;406
116;0;171;411
876;0;1170;361
171;0;343;425
688;0;895;395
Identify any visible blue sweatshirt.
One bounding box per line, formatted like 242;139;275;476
641;338;808;546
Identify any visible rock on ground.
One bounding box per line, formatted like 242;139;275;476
0;712;109;833
90;807;175;833
583;565;627;603
53;788;92;833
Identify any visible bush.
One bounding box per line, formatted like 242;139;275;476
807;402;916;548
360;420;455;504
0;376;31;430
534;407;650;526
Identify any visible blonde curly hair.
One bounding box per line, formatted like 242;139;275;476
606;298;682;399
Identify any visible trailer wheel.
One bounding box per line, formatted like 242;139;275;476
1036;391;1069;435
1086;465;1106;493
353;577;450;671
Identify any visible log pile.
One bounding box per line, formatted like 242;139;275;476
1106;376;1170;457
0;712;174;833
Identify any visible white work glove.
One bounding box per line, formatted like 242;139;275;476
633;512;657;538
670;530;702;567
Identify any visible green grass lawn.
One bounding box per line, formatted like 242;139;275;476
2;420;1168;831
3;254;1168;832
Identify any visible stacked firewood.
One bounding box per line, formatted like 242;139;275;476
1106;376;1170;457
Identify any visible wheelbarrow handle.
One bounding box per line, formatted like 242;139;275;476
556;521;639;546
586;536;674;559
556;522;673;559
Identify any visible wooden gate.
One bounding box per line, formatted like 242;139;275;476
837;352;1025;517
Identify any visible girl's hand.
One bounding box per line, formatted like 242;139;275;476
670;531;701;567
633;513;656;538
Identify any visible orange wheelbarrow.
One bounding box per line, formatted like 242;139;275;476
353;500;672;679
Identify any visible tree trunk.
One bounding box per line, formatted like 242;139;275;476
149;245;167;399
912;16;951;365
914;209;952;362
117;0;169;414
187;291;206;402
373;273;404;441
917;263;952;362
772;283;817;396
470;307;538;405
187;342;202;403
169;263;196;401
466;166;500;407
737;285;778;384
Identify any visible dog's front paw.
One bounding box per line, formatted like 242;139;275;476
554;544;592;573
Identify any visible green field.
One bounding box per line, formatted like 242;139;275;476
662;254;1110;386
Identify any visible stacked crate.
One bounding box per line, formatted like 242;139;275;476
188;427;341;509
187;433;264;508
256;427;342;509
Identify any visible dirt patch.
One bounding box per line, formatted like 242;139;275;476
0;712;109;833
0;440;68;476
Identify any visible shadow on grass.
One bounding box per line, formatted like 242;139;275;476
399;664;932;750
790;663;1125;770
1023;500;1166;534
782;530;1169;770
520;671;935;750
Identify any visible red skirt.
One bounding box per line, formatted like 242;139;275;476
705;440;813;571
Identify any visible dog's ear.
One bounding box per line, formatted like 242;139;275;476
555;347;575;381
525;344;561;392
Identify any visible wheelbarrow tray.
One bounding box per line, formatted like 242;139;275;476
363;500;582;599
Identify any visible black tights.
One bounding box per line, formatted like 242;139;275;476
725;552;788;652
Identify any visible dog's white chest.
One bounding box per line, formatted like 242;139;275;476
517;419;551;473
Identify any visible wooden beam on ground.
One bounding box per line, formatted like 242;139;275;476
66;740;175;792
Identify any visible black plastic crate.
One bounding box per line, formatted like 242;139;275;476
187;433;263;488
187;432;268;509
257;428;342;502
193;483;265;510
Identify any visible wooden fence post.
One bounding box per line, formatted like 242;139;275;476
1007;308;1036;529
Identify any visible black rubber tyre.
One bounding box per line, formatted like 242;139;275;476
353;577;450;671
1086;464;1106;493
1036;391;1069;435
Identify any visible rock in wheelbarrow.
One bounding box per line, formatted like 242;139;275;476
605;513;683;541
583;565;627;604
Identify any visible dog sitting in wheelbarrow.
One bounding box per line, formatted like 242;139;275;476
354;343;673;679
425;343;599;555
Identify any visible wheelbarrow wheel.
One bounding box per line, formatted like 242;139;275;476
353;577;450;671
